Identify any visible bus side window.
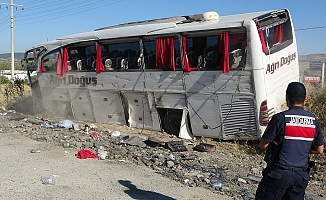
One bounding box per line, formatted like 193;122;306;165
229;33;247;69
203;36;219;69
263;20;293;52
174;38;180;70
106;41;140;70
85;45;96;71
143;40;156;69
258;12;293;54
42;50;59;72
68;49;78;70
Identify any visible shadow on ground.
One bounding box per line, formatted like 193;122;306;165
118;180;176;200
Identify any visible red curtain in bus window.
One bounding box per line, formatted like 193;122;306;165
63;48;69;73
258;29;267;52
96;43;105;74
219;32;230;73
56;51;63;79
156;37;175;70
272;24;283;45
56;48;69;79
40;60;45;74
182;36;195;72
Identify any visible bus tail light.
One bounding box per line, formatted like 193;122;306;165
260;100;269;126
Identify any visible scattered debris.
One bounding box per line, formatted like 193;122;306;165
193;143;216;152
30;149;41;153
91;131;101;139
166;141;188;152
3;111;325;200
41;176;55;185
110;130;120;137
145;137;166;147
58;120;74;128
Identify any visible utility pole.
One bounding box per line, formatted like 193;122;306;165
0;0;23;79
322;62;325;89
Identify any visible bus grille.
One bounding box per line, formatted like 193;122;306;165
220;98;258;139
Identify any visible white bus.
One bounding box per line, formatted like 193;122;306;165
23;9;299;140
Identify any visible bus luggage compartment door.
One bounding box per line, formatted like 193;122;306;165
187;94;222;138
68;88;95;122
89;90;125;125
122;92;161;131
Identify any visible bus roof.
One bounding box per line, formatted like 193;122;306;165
25;9;287;54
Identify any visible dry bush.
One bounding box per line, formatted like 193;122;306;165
304;83;326;173
304;83;326;132
0;83;36;115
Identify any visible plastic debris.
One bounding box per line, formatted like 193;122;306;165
30;149;41;153
73;123;80;131
119;135;130;143
145;137;166;147
110;131;121;137
58;120;74;128
212;182;224;190
41;176;55;185
97;146;108;160
167;153;175;161
166;141;188;152
91;131;101;138
193;143;216;152
89;124;97;130
84;124;90;134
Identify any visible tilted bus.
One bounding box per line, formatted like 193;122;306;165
22;9;299;140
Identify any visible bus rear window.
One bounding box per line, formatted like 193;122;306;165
257;11;293;54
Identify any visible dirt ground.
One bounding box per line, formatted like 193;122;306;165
0;131;231;200
0;110;324;200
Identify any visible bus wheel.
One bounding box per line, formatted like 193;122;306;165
164;109;182;136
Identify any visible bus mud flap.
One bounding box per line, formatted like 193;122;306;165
179;107;193;139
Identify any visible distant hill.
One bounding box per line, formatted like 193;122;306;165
0;53;24;60
298;54;326;62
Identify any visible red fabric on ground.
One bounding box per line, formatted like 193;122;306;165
75;150;98;159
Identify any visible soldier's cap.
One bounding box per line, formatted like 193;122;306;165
286;82;306;97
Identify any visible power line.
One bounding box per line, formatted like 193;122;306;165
15;0;124;26
295;25;326;31
19;0;68;10
18;0;46;6
16;0;98;21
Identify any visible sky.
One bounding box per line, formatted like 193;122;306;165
0;0;325;55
